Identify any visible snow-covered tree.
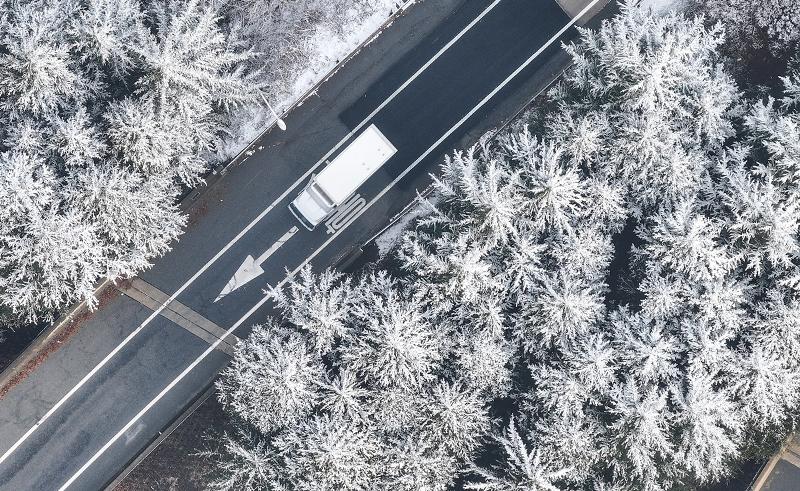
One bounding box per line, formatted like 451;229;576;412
341;283;442;390
733;339;800;430
273;267;354;353
216;323;323;434
105;96;212;185
521;270;605;350
207;432;283;491
453;330;514;398
213;268;489;490
607;379;674;487
467;417;571;491
702;0;800;51
421;381;490;461
0;0;92;117
275;414;380;491
673;372;741;483
48;107;106;169
783;62;800;108
74;0;147;78
548;2;737;212
0;151;101;320
135;0;261;115
62;164;185;278
0;205;103;320
0;0;274;322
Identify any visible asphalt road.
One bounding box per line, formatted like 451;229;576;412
0;0;610;488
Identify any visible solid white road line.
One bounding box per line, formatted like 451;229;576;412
0;0;504;471
57;0;602;488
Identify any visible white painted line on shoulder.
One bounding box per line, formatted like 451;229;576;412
0;0;504;471
57;1;601;488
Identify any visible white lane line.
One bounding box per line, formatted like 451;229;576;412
57;1;601;488
0;0;503;469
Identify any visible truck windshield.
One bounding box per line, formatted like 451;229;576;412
309;182;335;208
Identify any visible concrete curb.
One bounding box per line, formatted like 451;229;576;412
0;1;419;401
749;434;799;491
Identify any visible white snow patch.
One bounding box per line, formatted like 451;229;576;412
218;1;415;164
375;196;438;258
638;0;685;13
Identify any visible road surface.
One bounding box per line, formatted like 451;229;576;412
0;0;611;488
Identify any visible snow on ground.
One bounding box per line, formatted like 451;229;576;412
217;1;415;163
638;0;686;13
375;195;438;257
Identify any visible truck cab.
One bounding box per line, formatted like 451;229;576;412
289;180;335;230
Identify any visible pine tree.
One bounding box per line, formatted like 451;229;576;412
341;280;441;390
135;0;260;115
0;206;103;321
213;268;490;489
216;323;324;434
0;0;91;118
48;107;105;169
467;417;571;491
207;432;283;491
273;267;354;353
0;151;101;320
104;96;211;185
421;381;490;461
62;164;185;278
549;2;737;212
275;414;380;491
702;0;800;51
606;379;674;487
673;372;741;483
74;0;147;78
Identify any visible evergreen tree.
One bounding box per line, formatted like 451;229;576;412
467;418;571;491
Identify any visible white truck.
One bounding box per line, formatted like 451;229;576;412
289;124;397;230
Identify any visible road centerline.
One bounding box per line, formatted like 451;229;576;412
56;1;602;488
0;0;504;469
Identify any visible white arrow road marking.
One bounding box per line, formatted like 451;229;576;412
214;226;299;302
55;2;602;488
